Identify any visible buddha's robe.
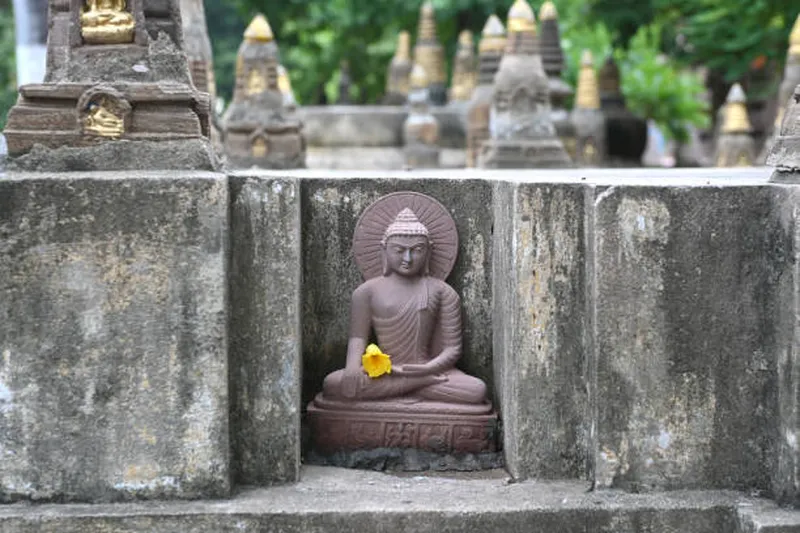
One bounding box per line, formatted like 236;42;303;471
323;276;487;404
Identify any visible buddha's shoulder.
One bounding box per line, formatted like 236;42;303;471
353;277;381;297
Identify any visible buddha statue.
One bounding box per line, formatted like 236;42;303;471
478;0;571;168
466;14;506;168
402;64;441;168
716;83;756;167
384;31;413;105
83;98;125;137
81;0;135;45
308;192;497;456
571;50;605;167
449;30;477;103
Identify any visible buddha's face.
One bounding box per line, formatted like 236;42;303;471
383;235;429;277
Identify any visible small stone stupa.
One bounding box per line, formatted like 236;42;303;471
715;83;756;167
3;0;215;170
414;1;447;106
222;14;305;169
599;56;648;166
761;15;800;164
571;50;605;167
338;60;353;105
538;1;576;156
478;0;571;169
384;31;413;105
449;30;478;103
403;64;441;168
466;15;506;168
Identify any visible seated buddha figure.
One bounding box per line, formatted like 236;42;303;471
81;0;135;44
321;207;488;406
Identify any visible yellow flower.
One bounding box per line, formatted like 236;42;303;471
361;344;392;378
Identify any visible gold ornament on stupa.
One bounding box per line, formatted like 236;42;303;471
539;1;558;21
575;50;600;110
413;1;447;104
244;14;274;43
384;31;413;104
449;30;478;102
80;0;136;45
479;15;507;54
716;83;755;167
721;83;752;134
507;0;537;35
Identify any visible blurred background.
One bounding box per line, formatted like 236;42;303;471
1;0;799;144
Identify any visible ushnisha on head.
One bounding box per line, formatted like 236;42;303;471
381;208;432;277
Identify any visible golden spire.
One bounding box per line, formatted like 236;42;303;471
417;1;438;42
539;1;558;21
410;63;429;90
244;14;274;43
507;0;536;34
479;14;506;54
459;29;473;47
575;50;600;110
790;14;800;58
395;31;411;61
277;64;293;95
721;83;752;134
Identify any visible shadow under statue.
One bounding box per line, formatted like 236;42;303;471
308;192;498;458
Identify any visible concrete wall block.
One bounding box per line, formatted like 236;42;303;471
492;181;590;480
228;174;302;485
0;172;230;502
593;184;787;491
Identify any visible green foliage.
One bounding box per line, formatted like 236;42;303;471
0;6;16;130
616;24;710;142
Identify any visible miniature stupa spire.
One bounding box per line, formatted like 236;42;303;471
761;14;800;164
384;31;413;104
716;83;755;167
466;14;507;168
244;14;274;43
403;63;441;168
449;30;477;102
414;1;447;105
478;0;571;168
575;50;600;110
571;50;605;167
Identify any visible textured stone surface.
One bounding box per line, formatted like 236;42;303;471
228;174;302;486
492;181;589;480
300;177;494;414
593;184;787;492
0;466;751;532
0;171;230;502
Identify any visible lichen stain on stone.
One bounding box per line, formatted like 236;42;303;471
617;197;671;258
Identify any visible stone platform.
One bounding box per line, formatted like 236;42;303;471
0;466;792;533
307;395;498;455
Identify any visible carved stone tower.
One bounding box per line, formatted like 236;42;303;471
466;15;506;168
599;56;647;166
449;30;477;103
384;31;413;105
413;1;447;106
403;64;441;169
3;0;214;170
180;0;215;98
716;83;756;167
538;0;576;157
222;14;305;169
571;50;605;167
478;0;571;169
761;14;800;164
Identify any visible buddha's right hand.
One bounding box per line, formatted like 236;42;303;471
340;367;362;399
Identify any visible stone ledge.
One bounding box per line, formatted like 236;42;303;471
0;466;773;532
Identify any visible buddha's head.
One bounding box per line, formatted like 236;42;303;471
381;208;431;277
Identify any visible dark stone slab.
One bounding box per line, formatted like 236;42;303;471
299;177;494;423
593;184;787;491
0;171;230;502
228;174;302;486
492;181;589;480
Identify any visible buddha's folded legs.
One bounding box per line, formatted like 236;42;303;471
323;369;446;401
415;369;487;404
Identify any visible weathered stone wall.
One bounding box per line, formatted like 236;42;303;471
228;174;302;486
0;171;230;502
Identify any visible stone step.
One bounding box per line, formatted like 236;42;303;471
1;466;797;533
